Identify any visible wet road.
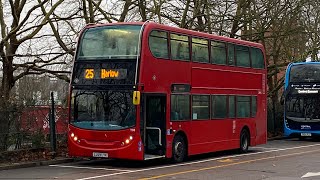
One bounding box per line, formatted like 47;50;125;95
1;138;320;180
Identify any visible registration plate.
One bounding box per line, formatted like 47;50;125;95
93;152;108;158
301;133;312;137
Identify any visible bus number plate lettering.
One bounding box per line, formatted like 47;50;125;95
301;133;311;137
93;152;108;158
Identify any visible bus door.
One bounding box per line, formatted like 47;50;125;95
143;94;166;159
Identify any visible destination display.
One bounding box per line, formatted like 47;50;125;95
171;84;191;93
71;61;136;88
84;68;127;79
290;83;320;94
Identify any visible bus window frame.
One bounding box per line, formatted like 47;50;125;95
169;32;191;61
170;93;191;122
148;29;170;60
147;28;266;71
211;94;228;120
191;36;210;64
191;94;210;121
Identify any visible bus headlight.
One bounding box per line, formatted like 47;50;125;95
124;136;134;144
70;132;78;141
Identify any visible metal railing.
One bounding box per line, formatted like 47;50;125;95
146;127;162;146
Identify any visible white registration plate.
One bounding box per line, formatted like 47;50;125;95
301;133;312;137
93;152;108;158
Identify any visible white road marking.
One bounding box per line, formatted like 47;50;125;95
49;165;130;172
302;172;320;178
76;143;320;180
251;147;280;150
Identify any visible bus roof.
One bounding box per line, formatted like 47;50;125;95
285;61;320;89
82;22;264;49
288;61;320;67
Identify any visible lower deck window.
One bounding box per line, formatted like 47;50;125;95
212;95;227;118
171;95;190;120
192;95;210;120
237;96;250;118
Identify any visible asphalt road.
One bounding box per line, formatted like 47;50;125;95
1;138;320;180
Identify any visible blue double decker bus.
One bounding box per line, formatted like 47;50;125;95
283;61;320;138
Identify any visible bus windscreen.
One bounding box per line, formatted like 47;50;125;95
78;25;141;59
285;96;320;121
289;64;320;83
70;90;136;130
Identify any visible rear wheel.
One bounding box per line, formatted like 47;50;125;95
239;129;249;153
172;135;187;163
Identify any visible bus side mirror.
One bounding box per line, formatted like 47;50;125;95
133;91;140;105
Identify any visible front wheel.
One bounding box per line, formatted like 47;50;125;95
239;129;249;153
172;135;187;163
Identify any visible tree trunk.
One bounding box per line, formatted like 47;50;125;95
0;42;16;151
0;63;14;151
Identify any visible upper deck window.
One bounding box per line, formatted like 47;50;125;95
289;64;320;83
170;34;190;61
149;30;169;59
192;38;209;63
251;48;265;69
211;41;227;65
236;45;250;67
78;25;141;60
228;44;236;66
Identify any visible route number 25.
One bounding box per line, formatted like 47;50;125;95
85;69;94;79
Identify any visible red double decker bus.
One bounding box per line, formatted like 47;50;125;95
68;22;267;162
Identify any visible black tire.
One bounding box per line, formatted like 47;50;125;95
239;129;249;153
172;135;187;163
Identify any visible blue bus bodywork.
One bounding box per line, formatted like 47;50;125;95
284;61;320;138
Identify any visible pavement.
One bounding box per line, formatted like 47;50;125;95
0;157;75;171
0;137;286;171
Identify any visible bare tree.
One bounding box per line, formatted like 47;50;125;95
0;0;319;150
0;0;70;150
302;0;320;61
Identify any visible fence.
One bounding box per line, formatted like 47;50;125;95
0;106;68;163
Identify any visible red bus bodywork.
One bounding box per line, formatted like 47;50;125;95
68;22;267;161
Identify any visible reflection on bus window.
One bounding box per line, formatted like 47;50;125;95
192;95;209;120
289;64;320;83
251;48;264;69
71;90;136;130
212;95;227;118
171;95;190;120
192;38;209;63
236;45;250;67
237;96;250;118
149;30;169;59
286;96;320;121
211;41;227;65
228;44;235;66
170;34;190;61
78;25;141;59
